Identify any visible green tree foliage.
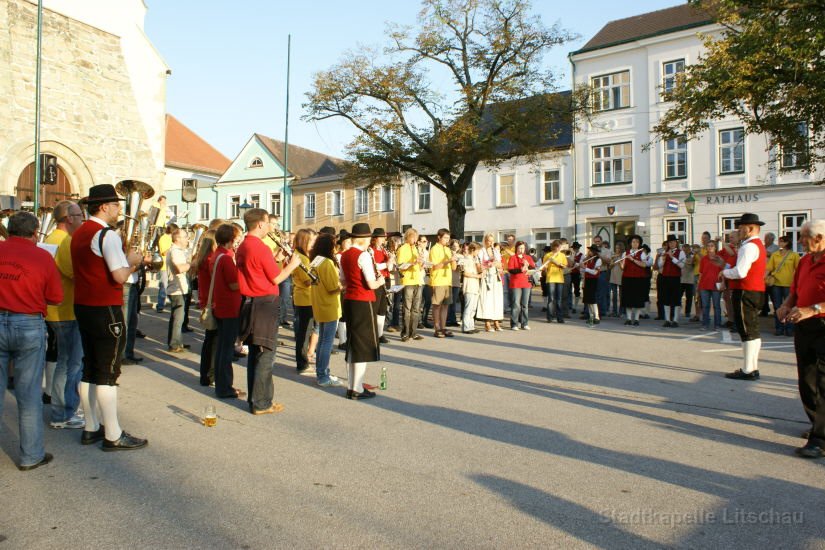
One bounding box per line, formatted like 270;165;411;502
653;0;825;178
303;0;582;237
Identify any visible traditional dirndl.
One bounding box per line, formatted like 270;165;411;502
342;299;379;363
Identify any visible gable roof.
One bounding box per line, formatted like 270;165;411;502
255;134;345;181
165;115;231;176
573;3;714;55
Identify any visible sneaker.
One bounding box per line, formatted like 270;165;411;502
318;377;345;388
511;326;520;331
50;415;86;429
521;326;531;331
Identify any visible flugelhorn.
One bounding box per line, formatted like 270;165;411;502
37;206;55;242
266;231;318;283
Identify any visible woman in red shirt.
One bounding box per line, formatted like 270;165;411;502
193;230;217;387
211;224;245;400
698;241;725;330
507;241;535;330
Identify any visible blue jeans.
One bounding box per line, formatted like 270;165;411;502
462;293;479;332
770;286;792;333
278;279;292;324
0;312;47;467
214;317;239;397
502;273;512;310
446;287;461;325
123;282;140;358
315;320;338;383
510;287;531;328
546;282;564;322
597;271;610;315
156;270;168;310
700;289;722;329
47;320;83;422
167;294;185;348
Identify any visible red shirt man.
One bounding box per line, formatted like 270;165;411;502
236;235;279;298
0;236;62;316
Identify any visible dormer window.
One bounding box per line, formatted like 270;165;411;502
249;157;263;168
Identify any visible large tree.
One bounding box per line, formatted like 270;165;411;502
303;0;581;237
653;0;825;178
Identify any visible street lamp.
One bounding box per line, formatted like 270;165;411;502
685;191;696;243
238;200;253;219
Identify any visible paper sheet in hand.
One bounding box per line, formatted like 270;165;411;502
37;243;58;257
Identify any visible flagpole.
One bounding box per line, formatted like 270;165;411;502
282;34;291;231
33;0;44;212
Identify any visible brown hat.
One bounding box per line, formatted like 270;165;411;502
350;223;372;237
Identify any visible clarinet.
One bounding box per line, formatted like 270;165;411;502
267;231;318;284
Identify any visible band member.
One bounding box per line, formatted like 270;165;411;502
236;208;301;414
370;228;393;343
340;223;385;399
292;228;317;374
720;213;768;381
620;235;649;326
429;228;457;337
44;200;86;428
310;233;345;387
581;244;602;326
72;184;147;451
396;227;424;342
0;212;63;470
658;234;686;327
569;242;583;313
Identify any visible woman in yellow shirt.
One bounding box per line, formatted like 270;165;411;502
766;234;800;336
292;229;316;373
310;233;344;387
541;240;567;323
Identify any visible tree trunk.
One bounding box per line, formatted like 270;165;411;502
446;191;467;240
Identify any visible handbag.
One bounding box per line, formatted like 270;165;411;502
765;250;790;287
199;253;225;330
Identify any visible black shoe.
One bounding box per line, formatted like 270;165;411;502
280;321;291;328
633;320;640;326
462;330;479;334
346;389;376;400
156;307;165;313
18;453;53;471
423;322;434;329
624;320;633;326
123;356;143;365
795;443;824;459
593;319;600;325
724;369;760;381
42;393;51;404
183;344;191;349
135;330;146;339
663;321;671;328
337;343;347;351
558;319;565;324
671;322;679;328
81;425;105;445
181;327;193;333
379;336;390;344
102;431;148;452
400;335;409;342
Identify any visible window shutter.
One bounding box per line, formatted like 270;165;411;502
325;192;332;216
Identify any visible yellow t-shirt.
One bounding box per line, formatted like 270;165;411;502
45;229;75;322
429;243;453;287
694;247;707;276
766;250;800;287
543;250;567;284
158;233;172;271
311;258;342;323
292;251;313;307
501;246;513;268
396;243;422;286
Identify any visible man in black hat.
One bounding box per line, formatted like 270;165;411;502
71;184;148;450
658;234;686;327
720;213;768;380
570;241;583;313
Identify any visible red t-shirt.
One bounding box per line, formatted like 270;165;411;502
791;253;825;317
198;249;215;309
210;247;242;318
236;235;279;298
508;254;535;289
718;248;739;290
0;237;63;316
698;255;724;291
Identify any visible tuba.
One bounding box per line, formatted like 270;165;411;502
116;179;155;253
37;206;55;243
190;223;207;256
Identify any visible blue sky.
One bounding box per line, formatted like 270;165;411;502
145;0;683;161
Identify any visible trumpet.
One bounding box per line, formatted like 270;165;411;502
37;206;55;242
266;231;318;284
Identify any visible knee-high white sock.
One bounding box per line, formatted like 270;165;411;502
44;361;56;396
626;309;632;320
346;362;354;390
664;307;672;322
376;315;385;338
741;341;752;373
338;322;347;344
633;308;640;321
95;385;122;441
79;382;99;431
673;306;680;324
745;338;762;373
352;362;367;393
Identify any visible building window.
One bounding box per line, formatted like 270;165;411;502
781;212;808;253
463;180;474;208
229;196;240;219
304;193;316;220
249;157;263;168
417;182;431;211
199;202;210;221
355;188;369;215
496;174;515;207
780;122;809;170
542;170;560;202
719;128;745;174
720;215;738;237
662;59;685;95
533;229;561;251
269;193;281;217
664;137;687;179
497;230;516;243
249;193;260;209
593;143;632;185
665;218;687;244
325;189;343;216
379;185;394;212
591;70;630;111
464;232;484;243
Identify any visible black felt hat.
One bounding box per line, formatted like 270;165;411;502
666;234;679;242
82;184;125;205
734;213;765;227
371;227;387;237
571;241;582;249
350;223;372;238
319;226;336;236
587;244;601;254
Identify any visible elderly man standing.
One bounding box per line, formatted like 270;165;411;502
0;212;63;470
720;213;768;381
777;220;825;459
45;200;85;429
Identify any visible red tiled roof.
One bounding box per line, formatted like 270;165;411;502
575;3;713;54
165;115;231;176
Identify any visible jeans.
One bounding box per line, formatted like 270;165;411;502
597;271;610;315
502;273;512;311
402;285;422;338
546;282;564;322
609;283;621;315
183;291;192;329
247;344;275;411
46;320;83;423
123;282;140;358
315;320;338;383
156;270;168;310
214;317;239;397
700;289;723;329
446;286;461;325
770;286;792;333
294;305;313;371
167;294;185;348
199;329;217;385
0;312;47;467
462;293;479;332
510;287;531;328
681;283;695;317
278;279;292;324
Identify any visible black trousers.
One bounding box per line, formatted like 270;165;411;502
75;304;125;386
294;304;313;371
199;328;217;386
794;318;825;443
731;289;764;341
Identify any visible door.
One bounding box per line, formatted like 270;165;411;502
16;161;74;208
614;221;636;246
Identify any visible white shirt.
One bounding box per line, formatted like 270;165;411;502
166;245;190;295
354;244;377;283
657;248;686;270
89;216;129;273
583;258;602;276
722;236;761;280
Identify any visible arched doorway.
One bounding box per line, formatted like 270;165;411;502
16;161;75;207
